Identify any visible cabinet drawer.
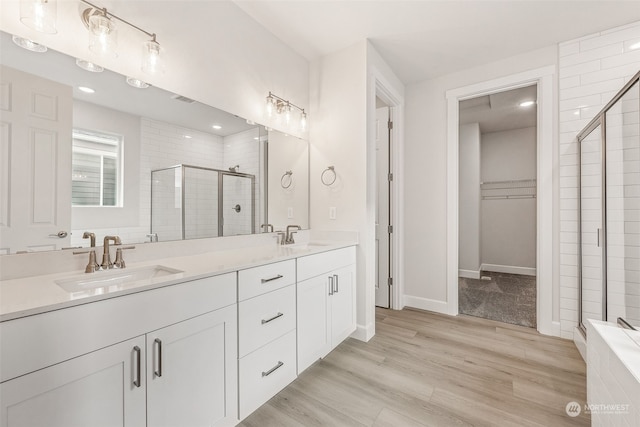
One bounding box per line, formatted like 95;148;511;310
238;285;296;358
297;246;356;282
238;330;296;419
238;260;295;301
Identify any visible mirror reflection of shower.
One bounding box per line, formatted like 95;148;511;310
229;165;240;172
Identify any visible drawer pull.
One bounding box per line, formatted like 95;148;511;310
154;338;163;378
333;274;339;293
262;312;284;324
261;274;284;283
328;276;334;296
262;361;284;377
133;346;141;388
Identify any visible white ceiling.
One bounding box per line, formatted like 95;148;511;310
459;85;537;133
235;0;640;83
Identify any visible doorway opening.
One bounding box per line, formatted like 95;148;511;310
375;97;392;308
457;85;538;328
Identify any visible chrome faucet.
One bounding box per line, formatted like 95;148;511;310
284;225;301;245
101;235;122;269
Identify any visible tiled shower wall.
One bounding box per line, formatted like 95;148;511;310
558;21;640;338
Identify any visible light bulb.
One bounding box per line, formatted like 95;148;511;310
142;39;163;74
20;0;57;34
76;58;104;72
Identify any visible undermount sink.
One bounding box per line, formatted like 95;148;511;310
55;265;184;293
288;242;331;250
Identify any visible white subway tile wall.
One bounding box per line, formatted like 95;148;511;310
559;21;640;338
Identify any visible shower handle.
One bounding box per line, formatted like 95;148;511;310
231;204;241;213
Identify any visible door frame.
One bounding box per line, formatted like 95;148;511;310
446;66;559;336
372;69;404;311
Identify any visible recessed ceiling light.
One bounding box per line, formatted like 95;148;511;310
630;41;640;50
78;86;95;94
126;77;150;89
212;125;222;130
12;35;47;52
184;135;192;139
253;137;259;140
76;58;104;73
574;111;580;116
519;100;536;107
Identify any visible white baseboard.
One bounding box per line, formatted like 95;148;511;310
403;295;454;315
573;327;586;361
537;320;561;337
351;322;375;342
458;269;480;279
481;263;536;276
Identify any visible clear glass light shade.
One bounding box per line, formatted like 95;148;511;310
141;39;163;74
12;35;47;52
126;76;149;89
20;0;57;34
88;14;117;57
265;96;275;117
284;104;292;126
300;111;307;132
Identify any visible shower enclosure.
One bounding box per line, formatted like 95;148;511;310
578;71;640;334
151;164;256;241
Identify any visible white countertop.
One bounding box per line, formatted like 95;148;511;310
0;241;356;322
589;319;640;384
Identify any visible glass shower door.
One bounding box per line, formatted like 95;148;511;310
221;173;255;236
605;80;640;329
579;123;605;332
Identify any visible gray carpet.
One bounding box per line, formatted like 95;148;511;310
458;272;536;328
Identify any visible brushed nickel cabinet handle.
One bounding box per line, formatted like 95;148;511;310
261;274;284;283
262;312;284;324
154;338;162;378
133;346;141;387
328;276;334;296
262;361;284;377
333;274;339;293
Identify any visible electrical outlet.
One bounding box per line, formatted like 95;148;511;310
329;207;337;220
287;207;293;218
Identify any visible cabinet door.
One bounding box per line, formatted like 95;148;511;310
330;264;357;349
296;274;331;374
0;336;145;427
146;305;238;427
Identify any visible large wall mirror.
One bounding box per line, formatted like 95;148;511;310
0;31;309;254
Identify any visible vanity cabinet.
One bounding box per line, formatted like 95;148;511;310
296;247;356;374
0;336;146;427
237;260;297;419
146;306;237;427
0;273;238;427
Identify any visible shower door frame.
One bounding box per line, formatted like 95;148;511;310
577;70;640;336
150;164;256;240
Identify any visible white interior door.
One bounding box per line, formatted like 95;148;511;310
0;65;72;254
375;106;391;307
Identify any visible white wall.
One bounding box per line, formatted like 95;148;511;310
0;1;309;139
558;21;640;338
458;123;481;275
481;127;537;271
72;100;141;230
404;46;558;311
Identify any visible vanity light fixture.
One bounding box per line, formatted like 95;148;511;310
20;0;57;34
126;76;150;89
78;86;95;94
76;58;104;73
519;100;536;107
265;92;308;131
12;35;47;52
79;0;162;73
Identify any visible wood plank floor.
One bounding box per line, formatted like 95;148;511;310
239;308;589;427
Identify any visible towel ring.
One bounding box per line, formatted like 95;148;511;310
281;170;293;189
321;166;336;186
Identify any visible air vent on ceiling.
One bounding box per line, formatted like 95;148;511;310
171;94;196;104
